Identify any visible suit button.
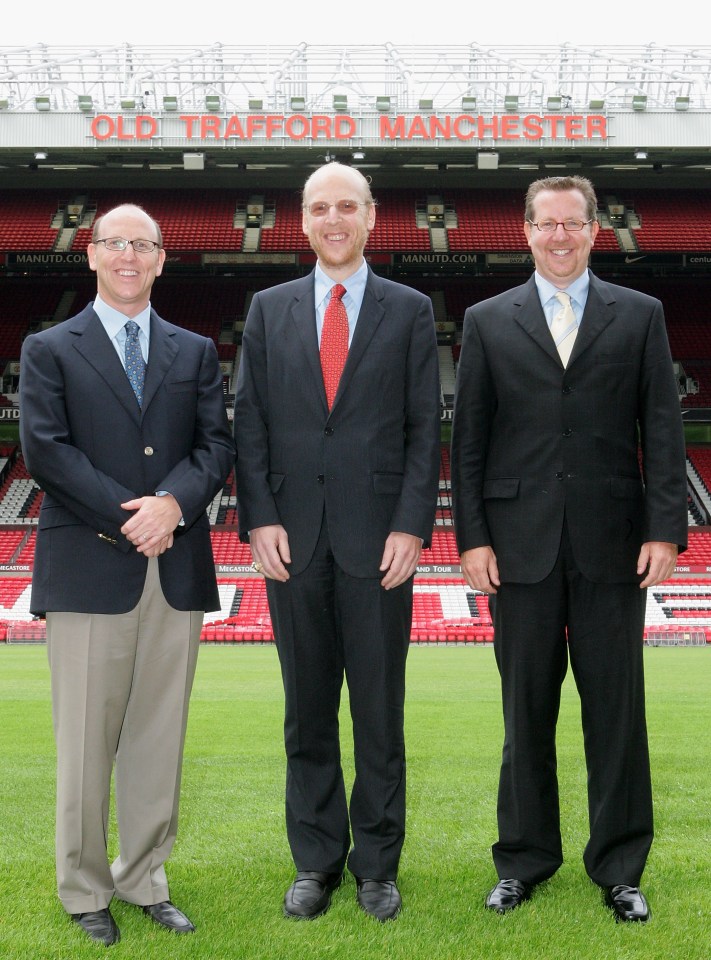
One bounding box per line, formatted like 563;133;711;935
317;475;324;484
562;428;573;437
562;385;572;395
556;472;564;480
324;426;334;436
144;446;154;456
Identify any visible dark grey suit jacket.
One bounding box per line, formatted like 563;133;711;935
20;304;234;614
234;269;441;578
451;271;688;584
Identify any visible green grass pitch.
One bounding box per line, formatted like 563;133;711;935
0;644;708;960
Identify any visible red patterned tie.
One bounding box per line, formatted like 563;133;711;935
320;283;348;410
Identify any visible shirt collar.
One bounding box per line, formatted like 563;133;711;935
534;269;590;312
93;293;152;342
314;259;368;310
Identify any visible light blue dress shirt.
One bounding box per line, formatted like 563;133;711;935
93;295;183;518
93;293;151;366
534;269;590;328
314;259;369;347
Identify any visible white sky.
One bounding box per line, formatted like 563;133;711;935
1;1;701;48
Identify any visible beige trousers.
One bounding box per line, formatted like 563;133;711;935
46;558;202;913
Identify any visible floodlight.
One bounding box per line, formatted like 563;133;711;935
477;152;499;170
183;153;205;171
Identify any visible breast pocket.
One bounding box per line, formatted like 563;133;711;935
166;379;198;394
595;355;632;365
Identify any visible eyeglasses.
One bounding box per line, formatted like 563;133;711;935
527;219;594;233
305;200;370;217
94;237;161;253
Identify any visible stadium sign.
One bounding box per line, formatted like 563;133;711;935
487;253;535;266
8;253;88;266
397;254;479;265
203;253;297;265
88;113;608;144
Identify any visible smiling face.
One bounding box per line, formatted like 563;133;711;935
523;188;599;289
302;164;376;281
87;205;165;316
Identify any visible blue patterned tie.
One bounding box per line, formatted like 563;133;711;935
124;320;146;406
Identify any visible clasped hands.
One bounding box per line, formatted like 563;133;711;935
120;494;182;557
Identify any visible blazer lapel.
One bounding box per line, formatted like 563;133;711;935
513;272;616;369
142;311;179;414
567;273;615;366
289;275;329;411
70;307;142;420
287;269;385;414
332;272;385;407
513;278;561;366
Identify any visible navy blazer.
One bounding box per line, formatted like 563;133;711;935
234;269;441;578
20;304;234;614
451;271;688;584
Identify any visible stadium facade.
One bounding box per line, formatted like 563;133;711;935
1;44;711;642
1;43;711;188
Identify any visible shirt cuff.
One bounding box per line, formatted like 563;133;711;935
155;489;185;527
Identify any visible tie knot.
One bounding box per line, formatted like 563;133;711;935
125;320;140;338
330;284;346;302
555;291;571;308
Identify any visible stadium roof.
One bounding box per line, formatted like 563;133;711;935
1;43;711;189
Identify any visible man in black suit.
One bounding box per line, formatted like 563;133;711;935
20;204;234;945
451;176;687;922
234;162;440;921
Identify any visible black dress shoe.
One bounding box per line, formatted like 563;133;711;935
141;900;195;932
71;908;120;946
604;885;650;923
283;871;342;919
485;878;534;913
355;879;402;921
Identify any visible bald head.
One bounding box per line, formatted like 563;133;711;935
302;162;374;208
301;162;376;282
87;203;165;317
92;204;163;247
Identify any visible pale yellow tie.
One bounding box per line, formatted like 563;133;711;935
551;292;577;367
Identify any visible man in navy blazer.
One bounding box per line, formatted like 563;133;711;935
234;162;440;921
20;204;234;946
451;176;687;923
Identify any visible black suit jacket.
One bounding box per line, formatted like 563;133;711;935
451;271;688;584
20;304;234;614
234;269;441;578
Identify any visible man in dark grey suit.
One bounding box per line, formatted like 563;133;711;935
20;204;234;946
451;176;687;923
234;162;440;922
